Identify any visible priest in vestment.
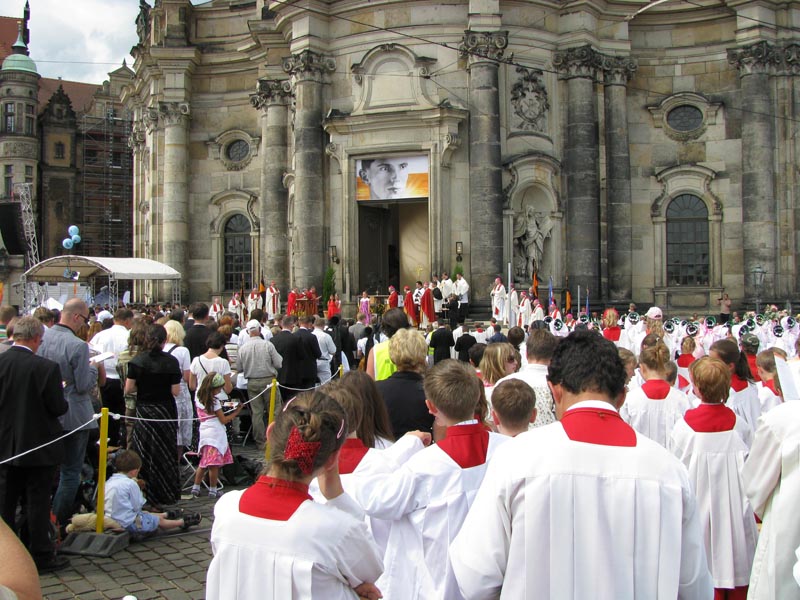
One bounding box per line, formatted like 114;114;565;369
388;286;399;309
403;286;417;327
419;284;435;329
265;282;280;320
286;288;298;316
228;292;245;323
450;330;712;599
209;296;224;321
247;287;262;315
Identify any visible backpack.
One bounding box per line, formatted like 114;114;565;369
432;286;443;300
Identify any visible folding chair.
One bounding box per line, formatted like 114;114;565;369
181;449;224;492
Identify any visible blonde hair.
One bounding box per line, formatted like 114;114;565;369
602;308;619;329
479;342;519;385
639;342;670;377
388;328;428;372
689;357;730;404
163;319;186;345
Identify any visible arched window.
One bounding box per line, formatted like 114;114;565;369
666;194;708;286
223;214;251;291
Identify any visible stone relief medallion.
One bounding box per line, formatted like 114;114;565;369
510;67;549;133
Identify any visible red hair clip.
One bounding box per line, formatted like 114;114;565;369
284;426;321;475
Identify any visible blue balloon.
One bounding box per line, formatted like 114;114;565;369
62;238;74;250
71;234;81;244
68;225;80;237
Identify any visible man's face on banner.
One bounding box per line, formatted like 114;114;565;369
359;158;410;199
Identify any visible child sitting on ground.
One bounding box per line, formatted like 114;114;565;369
105;450;201;535
490;379;537;437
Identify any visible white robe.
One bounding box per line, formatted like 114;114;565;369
505;289;518;329
621;382;692;448
449;403;713;600
265;286;280;319
208;491;382;600
670;419;758;588
757;381;782;414
349;433;509;600
517;297;532;328
209;302;224;321
228;298;244;322
247;292;262;314
726;382;761;435
491;284;507;324
742;401;800;600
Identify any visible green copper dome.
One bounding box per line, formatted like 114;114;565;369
1;26;37;75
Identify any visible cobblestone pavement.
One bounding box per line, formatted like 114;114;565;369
39;445;265;600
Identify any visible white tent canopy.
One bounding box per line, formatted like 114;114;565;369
22;256;181;309
23;256;180;282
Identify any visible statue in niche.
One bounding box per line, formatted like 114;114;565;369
513;205;552;280
510;67;549;133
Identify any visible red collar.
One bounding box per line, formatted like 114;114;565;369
338;438;369;475
560;407;636;447
764;378;780;396
683;403;736;433
731;374;749;392
239;476;311;521
436;423;490;468
676;354;695;367
746;354;761;382
641;379;672;400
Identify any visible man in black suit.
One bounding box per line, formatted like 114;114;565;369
295;315;322;388
0;316;69;573
429;321;455;364
454;325;478;362
270;315;305;401
184;303;212;360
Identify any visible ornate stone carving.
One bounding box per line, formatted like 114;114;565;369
783;43;800;74
553;45;603;79
0;140;37;159
728;41;780;75
601;55;638;85
510;67;549;133
282;50;335;82
441;132;461;166
158;101;190;126
249;78;293;110
247;194;260;231
459;31;510;63
128;121;147;151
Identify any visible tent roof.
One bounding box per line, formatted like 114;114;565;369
23;256;181;282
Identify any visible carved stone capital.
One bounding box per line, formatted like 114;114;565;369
553;45;603;80
783;43;800;74
282;50;335;82
728;41;780;75
158;101;190;126
250;78;293;110
459;30;510;64
600;54;638;85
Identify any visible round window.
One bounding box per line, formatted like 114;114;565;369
666;105;703;132
226;139;250;162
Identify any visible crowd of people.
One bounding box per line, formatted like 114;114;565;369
1;291;800;599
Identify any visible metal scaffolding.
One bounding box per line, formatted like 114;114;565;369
80;107;133;260
15;182;43;310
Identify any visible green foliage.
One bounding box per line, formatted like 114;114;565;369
452;263;464;278
322;266;336;304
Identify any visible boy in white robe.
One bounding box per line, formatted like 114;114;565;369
742;381;800;600
349;360;508;600
449;330;712;600
670;357;756;599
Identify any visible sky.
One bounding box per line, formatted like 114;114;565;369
5;0;205;84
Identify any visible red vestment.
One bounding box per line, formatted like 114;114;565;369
420;288;435;324
404;291;417;325
388;291;398;308
287;291;297;315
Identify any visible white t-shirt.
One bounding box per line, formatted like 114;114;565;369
190;354;232;401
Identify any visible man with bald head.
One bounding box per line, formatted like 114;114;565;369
38;298;99;529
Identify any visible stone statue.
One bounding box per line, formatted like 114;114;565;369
136;0;151;45
514;206;552;280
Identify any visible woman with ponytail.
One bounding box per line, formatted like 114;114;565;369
709;338;761;433
207;390;384;600
620;341;692;447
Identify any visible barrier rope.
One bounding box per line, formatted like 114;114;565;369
0;416;100;466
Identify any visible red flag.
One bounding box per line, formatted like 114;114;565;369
565;290;572;313
532;272;539;299
259;272;267;307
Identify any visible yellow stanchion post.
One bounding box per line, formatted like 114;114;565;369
265;378;278;460
95;408;110;534
338;363;343;378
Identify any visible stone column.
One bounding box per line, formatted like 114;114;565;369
728;41;778;298
602;55;637;302
553;46;601;296
283;50;335;290
251;79;292;286
159;101;190;300
461;30;508;307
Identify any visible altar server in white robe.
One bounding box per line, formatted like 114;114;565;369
449;330;712;600
670;357;756;599
755;348;783;414
742;387;800;600
620;341;692;448
348;360;508;600
709;339;761;434
207;391;384;600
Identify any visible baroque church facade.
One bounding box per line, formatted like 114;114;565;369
125;0;800;311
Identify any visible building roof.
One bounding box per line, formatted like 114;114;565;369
39;77;101;115
0;17;20;64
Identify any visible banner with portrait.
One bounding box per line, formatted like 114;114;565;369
356;155;429;201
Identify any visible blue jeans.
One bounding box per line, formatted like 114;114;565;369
52;429;91;525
